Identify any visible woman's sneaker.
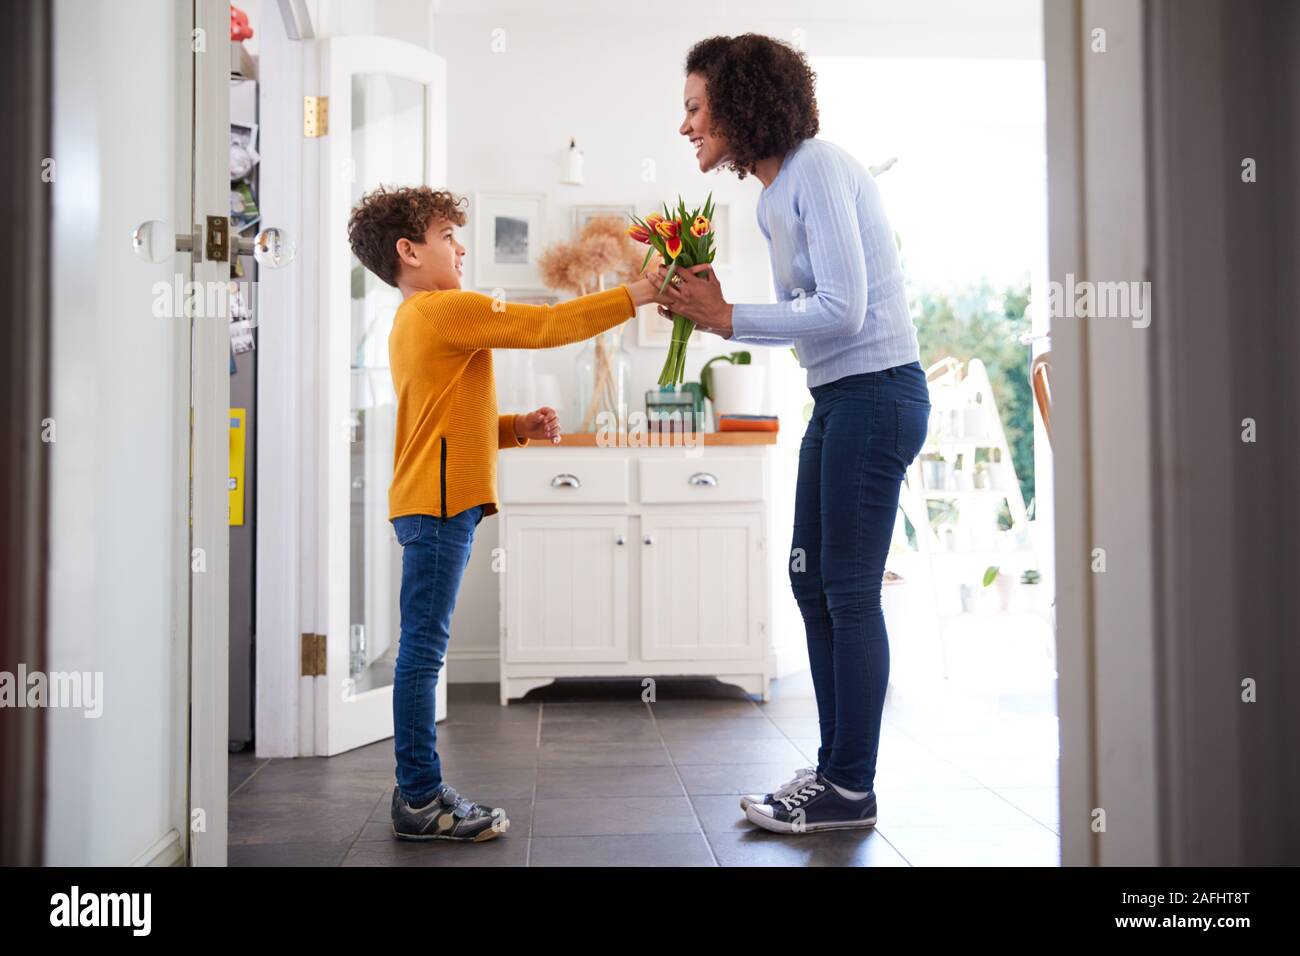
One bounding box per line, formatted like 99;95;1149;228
739;766;818;812
745;774;877;834
391;784;510;842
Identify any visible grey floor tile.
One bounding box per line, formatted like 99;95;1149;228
650;699;765;720
689;794;758;835
228;790;378;846
675;762;807;796
538;740;672;768
539;718;663;744
228;840;352;866
874;787;1048;828
944;756;1060;789
665;736;807;766
754;698;821;718
992;787;1061;833
530;833;716;867
532;796;700;837
708;829;909;867
342;831;528;866
878;823;1060;866
535;764;686;799
655;717;786;740
540;701;653;722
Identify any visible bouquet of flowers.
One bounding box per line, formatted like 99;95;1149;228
626;194;717;386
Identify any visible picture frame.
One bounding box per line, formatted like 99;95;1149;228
473;192;546;292
572;204;635;237
636;302;703;349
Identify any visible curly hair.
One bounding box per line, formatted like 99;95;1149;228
347;185;468;287
684;34;819;181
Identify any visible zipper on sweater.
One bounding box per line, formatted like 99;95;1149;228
440;436;448;523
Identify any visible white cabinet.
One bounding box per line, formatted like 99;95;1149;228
504;514;629;663
640;512;764;662
497;442;774;704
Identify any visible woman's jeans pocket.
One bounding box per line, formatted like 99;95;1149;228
393;514;424;546
895;399;931;465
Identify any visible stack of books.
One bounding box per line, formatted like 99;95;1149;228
716;414;779;433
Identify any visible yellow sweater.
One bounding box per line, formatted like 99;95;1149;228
388;284;636;522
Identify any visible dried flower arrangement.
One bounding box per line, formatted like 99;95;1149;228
538;216;652;431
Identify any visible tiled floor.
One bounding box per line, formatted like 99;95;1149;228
228;673;1061;866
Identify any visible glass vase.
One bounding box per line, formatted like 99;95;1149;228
574;324;631;434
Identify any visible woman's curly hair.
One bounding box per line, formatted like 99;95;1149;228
685;34;819;181
347;185;468;287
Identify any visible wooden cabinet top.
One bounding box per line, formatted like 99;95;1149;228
516;431;778;448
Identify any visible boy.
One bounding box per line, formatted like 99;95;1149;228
347;185;658;842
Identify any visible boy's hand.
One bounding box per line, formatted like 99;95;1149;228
516;406;562;444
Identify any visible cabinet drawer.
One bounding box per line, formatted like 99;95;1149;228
500;456;629;504
639;456;765;504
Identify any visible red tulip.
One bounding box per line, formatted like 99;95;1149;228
626;224;652;244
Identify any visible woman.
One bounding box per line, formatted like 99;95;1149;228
652;34;932;835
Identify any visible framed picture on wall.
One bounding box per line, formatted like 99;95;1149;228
636;302;703;349
572;204;635;236
473;192;546;291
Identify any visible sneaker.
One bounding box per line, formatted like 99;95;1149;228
745;774;877;834
391;784;510;842
739;766;818;812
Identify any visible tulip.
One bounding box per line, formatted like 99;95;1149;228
665;236;683;259
655;218;680;240
690;215;711;238
626;224;652;244
645;213;665;230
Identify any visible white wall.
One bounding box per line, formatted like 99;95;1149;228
432;1;1043;680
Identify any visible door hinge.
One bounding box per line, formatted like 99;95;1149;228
205;215;229;262
301;633;326;676
304;96;329;137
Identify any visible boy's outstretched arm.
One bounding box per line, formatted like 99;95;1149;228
413;284;646;351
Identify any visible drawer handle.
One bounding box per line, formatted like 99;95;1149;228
644;534;654;546
688;471;718;487
615;535;626;546
550;473;581;489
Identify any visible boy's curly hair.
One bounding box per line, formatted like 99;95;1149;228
347;185;468;287
684;34;819;181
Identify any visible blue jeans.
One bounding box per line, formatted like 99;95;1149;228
391;504;485;804
791;361;930;793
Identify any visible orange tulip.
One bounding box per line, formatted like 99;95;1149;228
626;224;652;244
645;213;665;230
655;218;680;240
690;215;711;238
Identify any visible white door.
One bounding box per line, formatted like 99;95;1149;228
504;515;631;663
641;513;764;662
319;37;449;755
46;0;233;865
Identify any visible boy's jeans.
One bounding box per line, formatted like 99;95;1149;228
791;361;931;793
390;504;484;805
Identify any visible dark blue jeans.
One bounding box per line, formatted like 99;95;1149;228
791;361;930;793
391;504;484;805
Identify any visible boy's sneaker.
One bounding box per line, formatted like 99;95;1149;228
739;765;818;811
745;774;877;834
391;784;510;842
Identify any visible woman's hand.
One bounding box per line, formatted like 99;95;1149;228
515;406;561;443
650;263;734;338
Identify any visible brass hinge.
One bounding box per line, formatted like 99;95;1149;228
304;96;329;137
205;215;229;262
301;633;326;676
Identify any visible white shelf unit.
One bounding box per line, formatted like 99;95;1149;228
892;357;1047;677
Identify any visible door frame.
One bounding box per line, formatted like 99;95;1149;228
186;0;233;867
318;36;447;755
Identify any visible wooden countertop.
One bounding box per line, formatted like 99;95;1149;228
515;431;778;448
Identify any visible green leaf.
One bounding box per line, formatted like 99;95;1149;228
640;247;654;272
982;566;1000;587
657;259;679;294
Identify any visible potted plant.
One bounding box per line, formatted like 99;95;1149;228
982;564;1015;612
1013;568;1044;613
701;351;765;419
